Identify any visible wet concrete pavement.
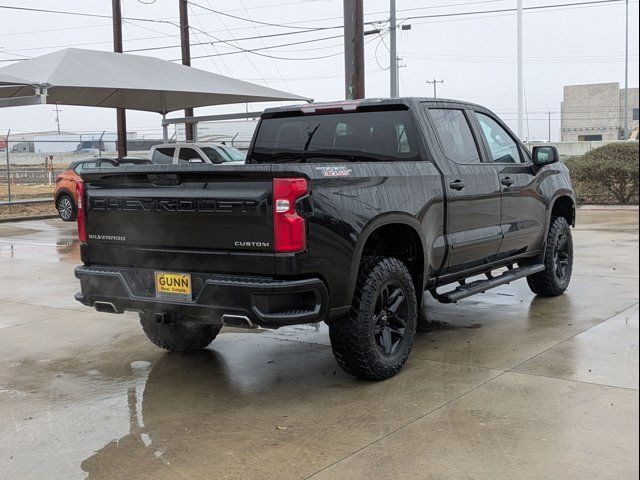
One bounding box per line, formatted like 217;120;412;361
0;210;638;479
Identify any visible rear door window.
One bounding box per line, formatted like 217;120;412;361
152;147;175;164
428;109;481;164
75;161;98;173
250;109;421;163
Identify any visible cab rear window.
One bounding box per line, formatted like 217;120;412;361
250;110;420;163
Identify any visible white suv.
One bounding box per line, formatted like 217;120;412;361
149;143;246;165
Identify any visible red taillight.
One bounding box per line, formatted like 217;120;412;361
76;181;87;243
273;178;308;253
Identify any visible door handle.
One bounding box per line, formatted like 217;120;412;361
449;180;466;191
501;177;515;187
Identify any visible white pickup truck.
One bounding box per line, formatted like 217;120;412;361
149;142;246;165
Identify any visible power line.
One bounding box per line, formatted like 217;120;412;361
198;0;273;91
0;22;112;38
0;4;175;25
398;0;630;22
182;34;376;62
187;0;317;30
235;0;292;92
6;34;182;53
0;0;634;66
124;26;341;53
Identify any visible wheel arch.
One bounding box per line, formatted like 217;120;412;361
345;214;427;308
55;188;75;206
549;193;576;228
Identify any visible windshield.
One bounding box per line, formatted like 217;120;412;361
250;109;420;163
201;146;245;163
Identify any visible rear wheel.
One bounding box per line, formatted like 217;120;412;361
527;216;573;297
328;257;417;380
56;194;76;221
139;313;222;352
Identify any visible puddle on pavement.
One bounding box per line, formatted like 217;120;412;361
418;320;483;332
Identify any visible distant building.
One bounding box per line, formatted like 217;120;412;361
561;82;639;141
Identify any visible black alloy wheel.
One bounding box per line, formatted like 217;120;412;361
526;216;573;297
373;282;408;356
553;231;571;282
328;256;418;380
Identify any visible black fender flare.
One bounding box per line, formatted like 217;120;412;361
344;213;427;306
546;190;576;231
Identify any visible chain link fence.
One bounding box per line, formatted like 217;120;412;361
0;133;152;205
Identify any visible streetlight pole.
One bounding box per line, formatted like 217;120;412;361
517;0;524;139
623;0;629;139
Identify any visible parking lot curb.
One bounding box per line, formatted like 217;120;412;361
0;215;59;224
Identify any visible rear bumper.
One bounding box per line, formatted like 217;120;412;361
74;265;329;328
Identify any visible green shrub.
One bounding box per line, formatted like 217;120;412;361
564;142;639;204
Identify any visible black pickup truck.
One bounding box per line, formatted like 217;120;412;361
75;98;575;380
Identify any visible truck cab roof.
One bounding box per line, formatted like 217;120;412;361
262;97;487;116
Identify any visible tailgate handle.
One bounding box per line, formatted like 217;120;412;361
148;174;182;186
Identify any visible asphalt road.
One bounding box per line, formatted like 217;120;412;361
0;210;638;480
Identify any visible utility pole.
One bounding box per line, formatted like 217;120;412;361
547;111;552;142
426;79;444;98
54;105;61;134
623;0;629;139
390;0;398;98
343;0;365;100
112;0;127;157
179;0;194;141
517;0;524;139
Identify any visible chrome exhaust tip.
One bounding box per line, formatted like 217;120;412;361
94;301;120;314
221;314;258;329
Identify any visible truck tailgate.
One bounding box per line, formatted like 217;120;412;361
82;165;273;253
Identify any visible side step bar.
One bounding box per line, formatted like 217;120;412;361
431;264;545;304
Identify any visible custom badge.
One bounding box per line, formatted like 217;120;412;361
315;166;352;177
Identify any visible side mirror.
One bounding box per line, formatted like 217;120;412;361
532;145;559;166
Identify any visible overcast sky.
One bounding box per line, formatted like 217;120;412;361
0;0;638;141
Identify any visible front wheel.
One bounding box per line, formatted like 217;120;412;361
328;257;417;380
527;216;573;297
139;313;222;352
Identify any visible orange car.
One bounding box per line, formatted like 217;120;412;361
54;158;150;221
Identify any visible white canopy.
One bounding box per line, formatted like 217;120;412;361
0;48;311;113
0;72;30;86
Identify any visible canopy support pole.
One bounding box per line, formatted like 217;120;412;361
162;114;169;143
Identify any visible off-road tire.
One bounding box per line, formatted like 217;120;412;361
56;194;77;221
328;256;417;380
139;313;222;352
527;216;573;297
